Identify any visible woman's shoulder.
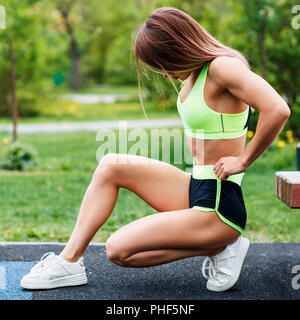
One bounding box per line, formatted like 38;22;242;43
209;56;248;73
208;56;251;88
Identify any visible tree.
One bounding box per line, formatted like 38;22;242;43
54;0;82;91
0;0;65;140
227;0;300;135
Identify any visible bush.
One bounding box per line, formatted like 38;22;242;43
249;137;298;172
17;90;43;117
0;142;39;171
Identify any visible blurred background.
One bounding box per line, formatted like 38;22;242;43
0;0;299;243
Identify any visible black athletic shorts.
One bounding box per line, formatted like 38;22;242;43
189;164;247;233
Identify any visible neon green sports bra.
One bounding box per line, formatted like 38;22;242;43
177;60;251;140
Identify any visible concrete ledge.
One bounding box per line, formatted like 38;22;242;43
275;171;300;208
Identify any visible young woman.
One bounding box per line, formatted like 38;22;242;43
21;7;290;292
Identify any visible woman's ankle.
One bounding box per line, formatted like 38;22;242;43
59;249;84;263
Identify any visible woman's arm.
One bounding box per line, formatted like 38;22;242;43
209;56;291;178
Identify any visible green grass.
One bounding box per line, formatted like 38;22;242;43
0;130;299;243
0;101;179;124
242;170;300;242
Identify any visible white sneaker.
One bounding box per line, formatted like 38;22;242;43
20;252;87;290
202;237;250;292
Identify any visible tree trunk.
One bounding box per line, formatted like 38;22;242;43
70;37;81;91
59;8;81;91
93;43;108;83
9;39;18;142
258;26;267;79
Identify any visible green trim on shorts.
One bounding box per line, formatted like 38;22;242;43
192;164;245;186
192;206;216;212
192;178;243;234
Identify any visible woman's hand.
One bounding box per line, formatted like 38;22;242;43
213;156;248;180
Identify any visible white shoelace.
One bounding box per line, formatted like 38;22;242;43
32;252;57;272
202;253;234;281
202;257;216;280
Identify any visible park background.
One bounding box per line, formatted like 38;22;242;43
0;0;299;243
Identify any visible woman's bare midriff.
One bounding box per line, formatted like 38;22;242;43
186;134;247;165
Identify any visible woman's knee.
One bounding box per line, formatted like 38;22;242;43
105;235;131;267
93;153;121;184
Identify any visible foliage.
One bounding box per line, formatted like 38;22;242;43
0;141;39;171
0;0;68;116
0;0;299;136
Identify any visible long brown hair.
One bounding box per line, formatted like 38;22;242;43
134;7;250;119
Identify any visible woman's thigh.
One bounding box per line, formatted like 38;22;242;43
99;153;191;212
106;208;240;258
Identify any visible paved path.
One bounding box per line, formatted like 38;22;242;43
0;242;299;300
0;118;183;134
60;93;131;104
